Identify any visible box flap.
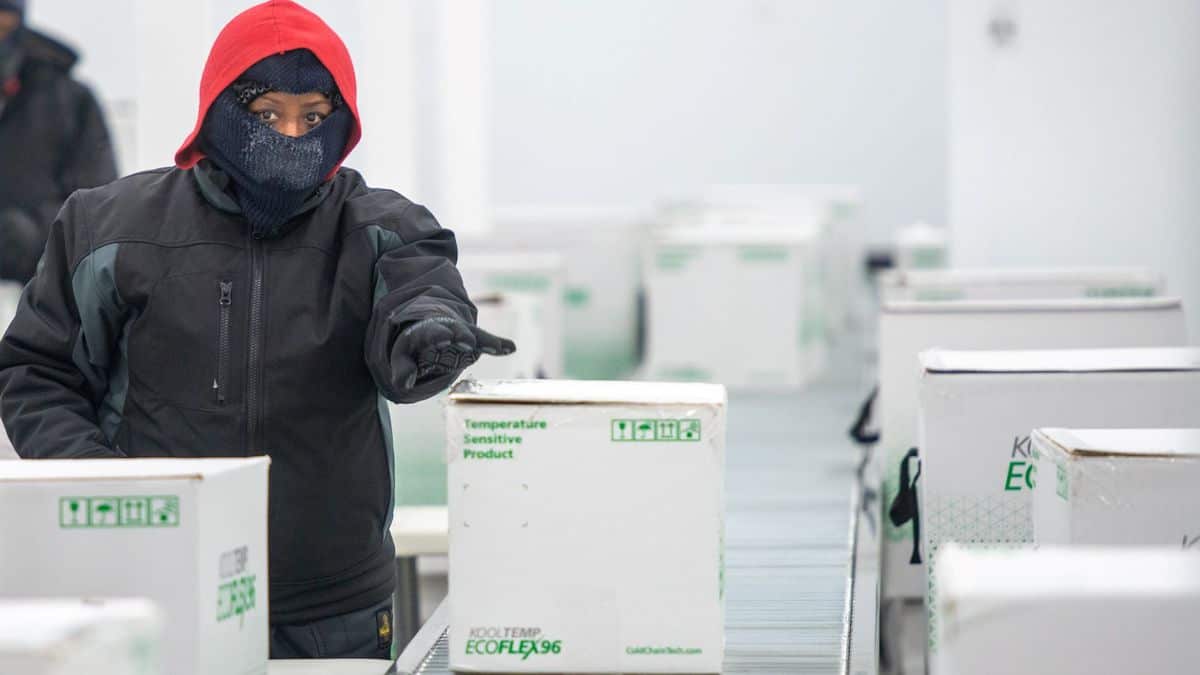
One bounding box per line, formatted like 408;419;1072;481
880;266;1161;289
449;379;727;406
882;296;1182;314
1034;428;1200;459
920;347;1200;374
0;457;270;483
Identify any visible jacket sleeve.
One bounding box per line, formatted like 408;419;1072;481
0;195;123;459
364;202;478;405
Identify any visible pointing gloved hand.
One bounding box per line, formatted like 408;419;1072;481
391;316;516;391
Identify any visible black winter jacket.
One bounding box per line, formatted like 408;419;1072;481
0;27;118;283
0;164;476;622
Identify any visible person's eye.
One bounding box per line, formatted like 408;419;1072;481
305;111;328;126
255;110;279;124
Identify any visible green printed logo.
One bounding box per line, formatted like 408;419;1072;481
466;627;561;660
611;419;701;442
217;575;257;624
1056;464;1069;501
59;496;180;528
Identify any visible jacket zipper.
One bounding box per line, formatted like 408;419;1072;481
215;281;232;404
247;239;265;456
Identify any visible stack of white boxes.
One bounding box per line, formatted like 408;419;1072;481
0;598;163;675
643;224;822;388
916;348;1200;655
933;546;1200;675
0;458;270;675
446;379;726;673
875;296;1187;672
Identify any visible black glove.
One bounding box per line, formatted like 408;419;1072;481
390;316;516;391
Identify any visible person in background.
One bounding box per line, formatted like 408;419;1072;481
0;0;514;659
0;0;117;284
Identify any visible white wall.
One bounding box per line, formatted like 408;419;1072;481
949;0;1200;339
28;1;949;244
487;0;948;244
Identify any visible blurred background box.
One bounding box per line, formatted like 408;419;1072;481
642;225;821;390
0;598;163;675
933;546;1200;675
457;252;566;379
879;267;1164;303
485;205;648;381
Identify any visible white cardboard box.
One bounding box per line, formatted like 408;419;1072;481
933;546;1200;675
0;458;270;675
1033;428;1200;547
643;225;821;389
446;380;726;673
894;222;948;270
918;348;1200;653
487;205;647;380
0;598;163;675
389;293;541;506
458;253;566;379
880;267;1164;303
878;297;1187;600
706;184;863;337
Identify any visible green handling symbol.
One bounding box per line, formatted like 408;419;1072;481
611;419;635;441
657;420;679;441
680;420;701;441
121;498;151;526
90;498;120;527
149;497;180;526
634;420;656;441
60;498;89;527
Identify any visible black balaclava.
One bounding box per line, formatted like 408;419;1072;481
199;48;352;239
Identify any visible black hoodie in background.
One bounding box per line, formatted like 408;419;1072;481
0;27;117;284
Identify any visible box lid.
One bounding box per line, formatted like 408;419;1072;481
0;457;270;483
448;379;727;406
882;296;1182;315
938;545;1200;601
1034;428;1200;458
921;347;1200;374
0;598;160;651
879;266;1161;289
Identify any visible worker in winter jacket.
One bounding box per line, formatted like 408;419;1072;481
0;0;514;659
0;0;117;284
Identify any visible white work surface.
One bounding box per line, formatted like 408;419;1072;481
268;659;392;674
389;506;448;557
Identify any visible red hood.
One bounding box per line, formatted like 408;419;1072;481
174;0;361;178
